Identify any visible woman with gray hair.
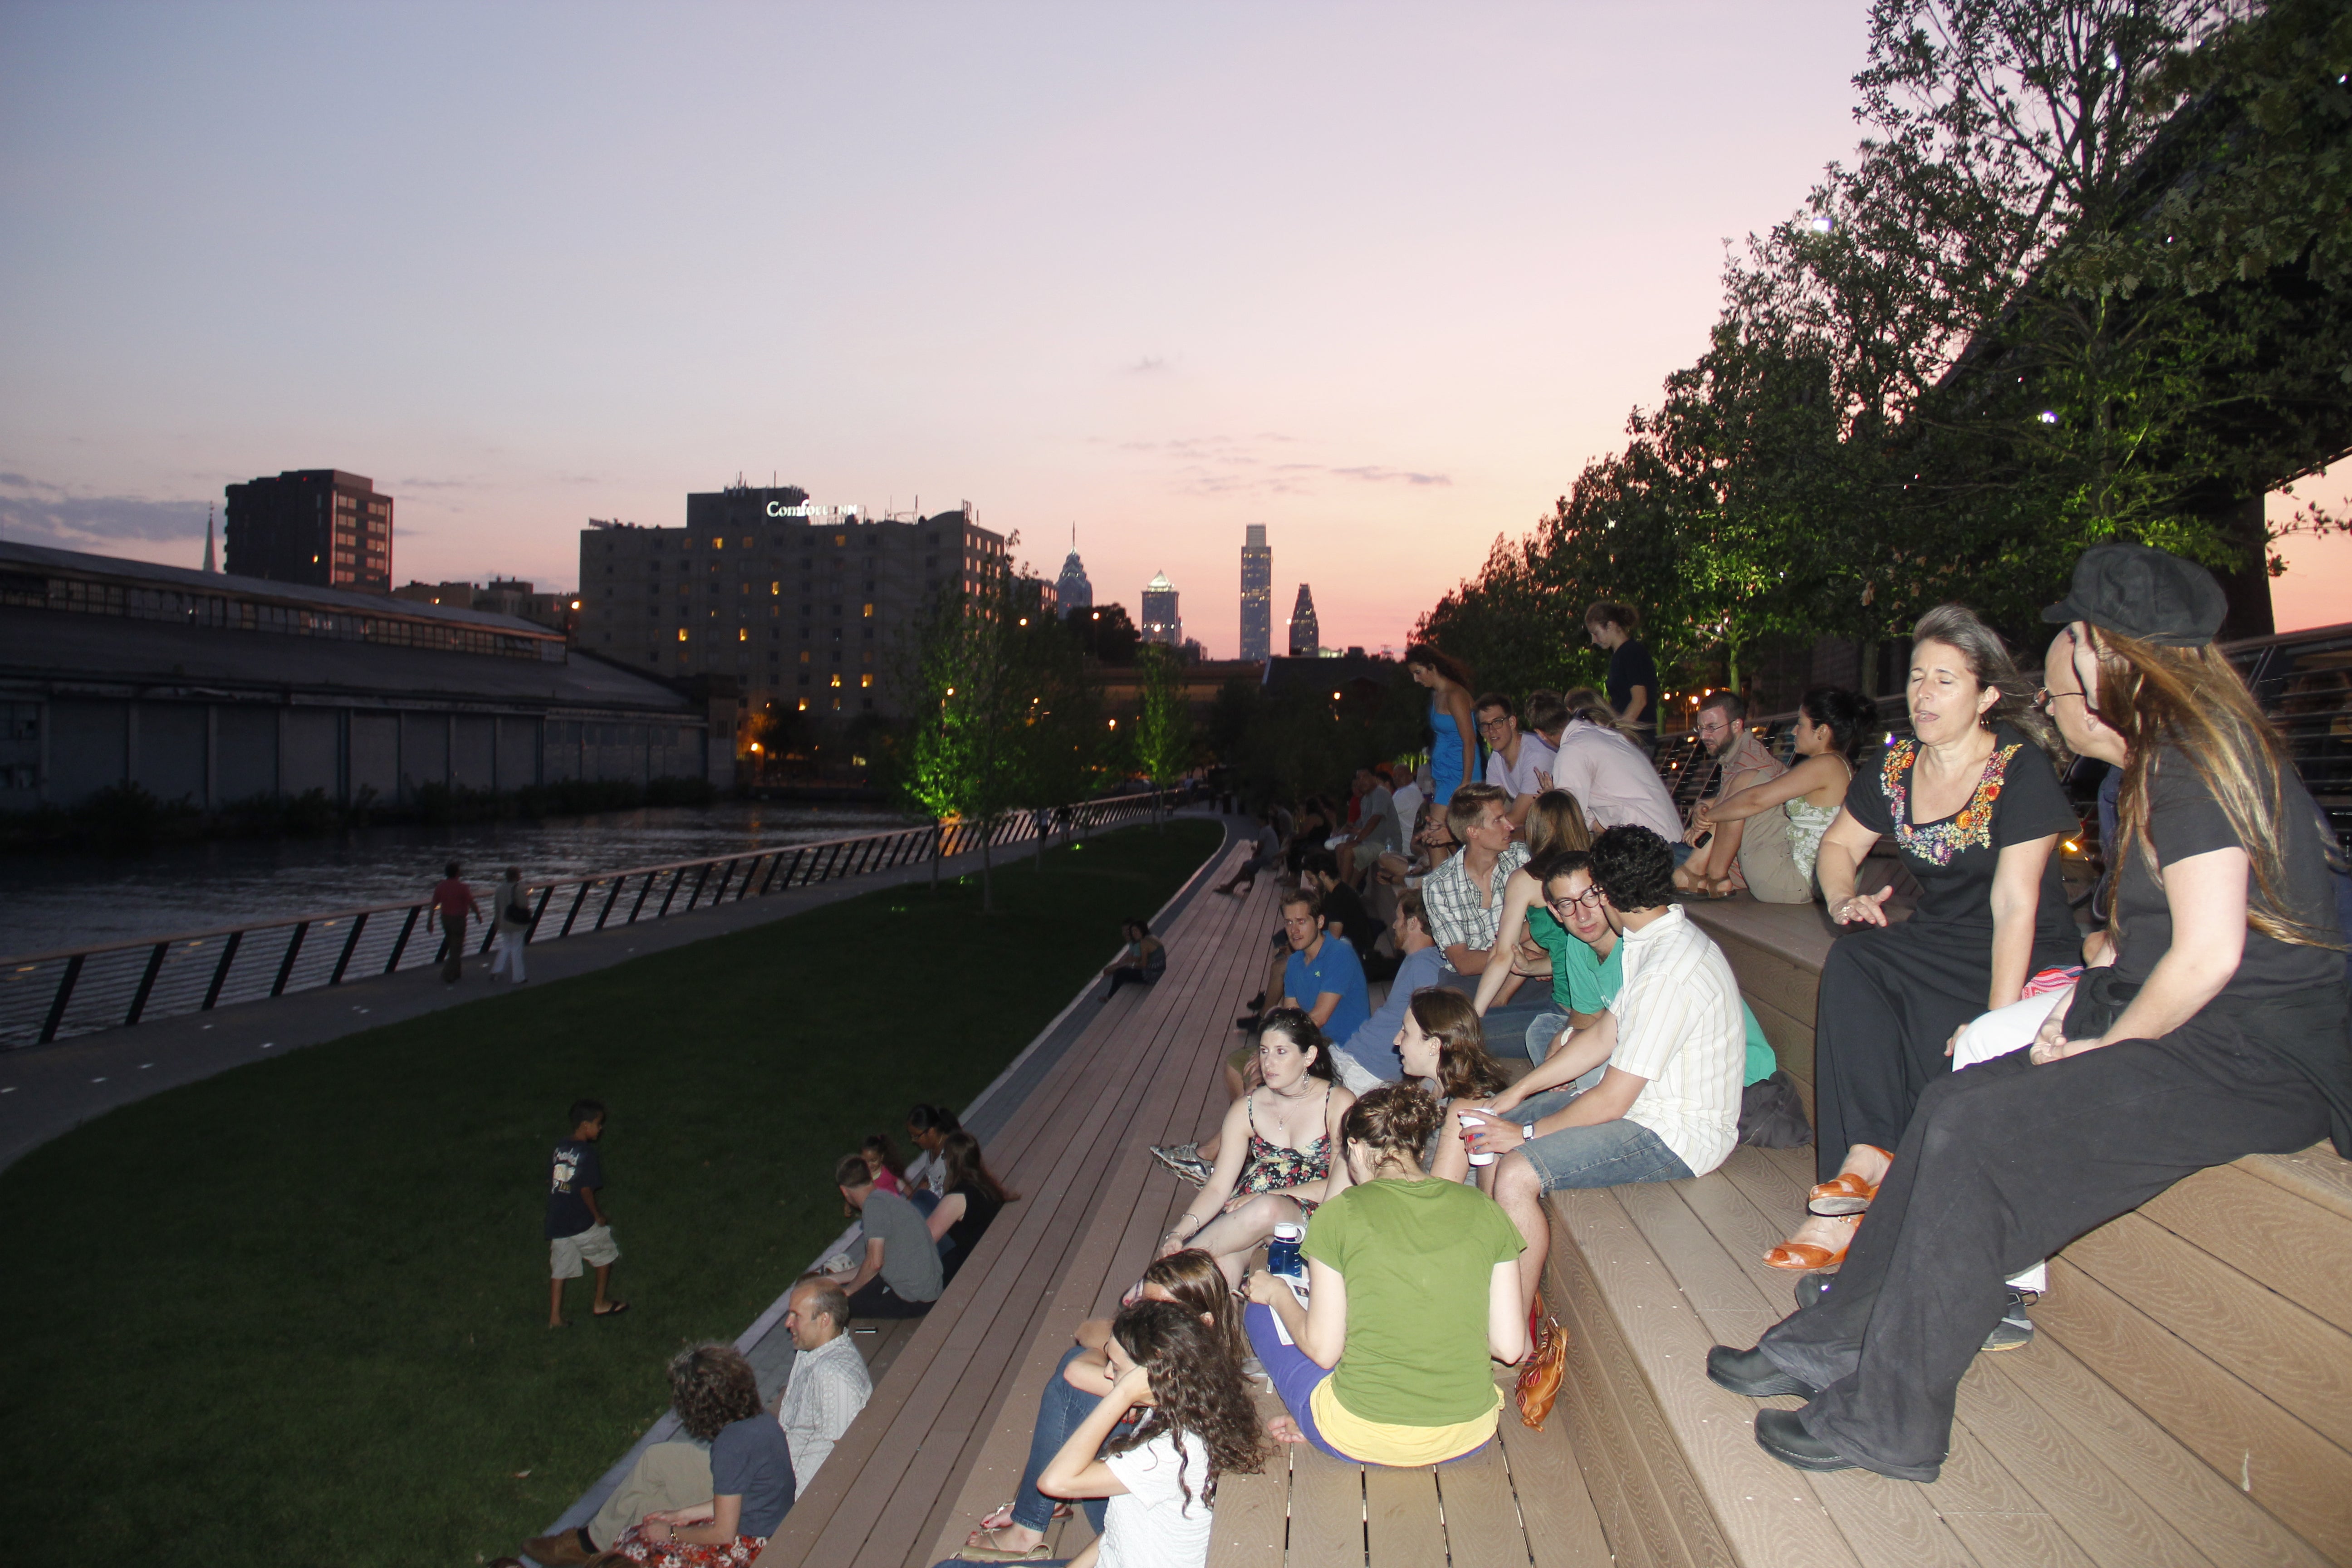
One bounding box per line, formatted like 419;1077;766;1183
1764;603;2082;1273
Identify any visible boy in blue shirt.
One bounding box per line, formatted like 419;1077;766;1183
1279;887;1370;1047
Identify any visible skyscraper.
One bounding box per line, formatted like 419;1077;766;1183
1055;525;1093;612
1288;583;1319;656
1141;571;1181;647
1239;524;1271;661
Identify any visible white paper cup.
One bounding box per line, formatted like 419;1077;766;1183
1459;1112;1497;1167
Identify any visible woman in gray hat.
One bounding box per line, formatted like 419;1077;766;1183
1705;543;2351;1485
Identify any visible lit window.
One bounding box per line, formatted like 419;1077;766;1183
713;537;724;549
860;673;873;688
830;674;842;688
799;650;810;664
862;603;874;617
797;699;808;711
833;533;846;546
677;628;687;642
737;627;747;642
741;538;751;549
770;582;779;594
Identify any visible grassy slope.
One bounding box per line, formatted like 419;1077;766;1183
0;821;1220;1566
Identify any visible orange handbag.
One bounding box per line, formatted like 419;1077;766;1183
1515;1290;1568;1428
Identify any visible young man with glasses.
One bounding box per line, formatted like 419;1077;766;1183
1476;693;1557;835
1673;691;1787;896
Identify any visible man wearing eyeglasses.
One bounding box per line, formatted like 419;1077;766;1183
1477;692;1556;835
1673;691;1786;895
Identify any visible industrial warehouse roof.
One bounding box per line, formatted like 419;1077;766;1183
0;538;562;641
0;604;698;715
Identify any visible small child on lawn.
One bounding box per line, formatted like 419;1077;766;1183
548;1098;628;1327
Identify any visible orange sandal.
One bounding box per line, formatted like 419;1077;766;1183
1806;1147;1891;1216
1763;1212;1859;1272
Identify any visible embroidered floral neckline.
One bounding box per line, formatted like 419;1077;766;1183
1883;738;2020;868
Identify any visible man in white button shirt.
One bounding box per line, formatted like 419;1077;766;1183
1477;693;1558;835
777;1274;872;1485
1456;825;1743;1309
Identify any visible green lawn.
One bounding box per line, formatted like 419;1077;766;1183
0;820;1220;1567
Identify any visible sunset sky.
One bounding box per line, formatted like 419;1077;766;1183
2;2;2342;654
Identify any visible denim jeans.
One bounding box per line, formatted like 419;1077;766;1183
1008;1344;1114;1534
1509;1077;1693;1190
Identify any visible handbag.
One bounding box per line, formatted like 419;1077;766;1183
2061;967;2141;1041
1514;1289;1568;1428
502;890;533;928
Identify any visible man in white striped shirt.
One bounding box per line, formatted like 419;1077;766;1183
1458;826;1745;1309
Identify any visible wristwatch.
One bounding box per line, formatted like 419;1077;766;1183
1520;1123;1536;1142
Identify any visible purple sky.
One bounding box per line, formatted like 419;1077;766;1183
3;2;2342;652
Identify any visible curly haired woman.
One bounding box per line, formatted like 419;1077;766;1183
597;1344;795;1567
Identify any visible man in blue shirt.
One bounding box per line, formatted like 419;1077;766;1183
1280;886;1369;1046
1331;889;1447;1088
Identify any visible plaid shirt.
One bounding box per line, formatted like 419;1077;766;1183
1421;841;1530;970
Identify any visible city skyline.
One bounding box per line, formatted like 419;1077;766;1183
2;5;2342;656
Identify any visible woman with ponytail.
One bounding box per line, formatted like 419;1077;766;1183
1690;686;1879;905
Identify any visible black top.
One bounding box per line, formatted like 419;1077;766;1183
2112;747;2342;999
1320;882;1380;955
945;1179;1004;1264
1607;640;1661;735
545;1138;602;1240
1843;723;2079;959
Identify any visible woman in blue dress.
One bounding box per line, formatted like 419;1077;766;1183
1407;644;1480;808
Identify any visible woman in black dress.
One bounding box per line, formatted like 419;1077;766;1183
1767;603;2081;1271
926;1130;1018;1284
1709;544;2350;1481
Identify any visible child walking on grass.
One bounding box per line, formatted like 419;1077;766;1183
548;1098;629;1327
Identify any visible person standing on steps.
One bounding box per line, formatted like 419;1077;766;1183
428;859;483;984
1406;644;1480;808
1585;601;1661;755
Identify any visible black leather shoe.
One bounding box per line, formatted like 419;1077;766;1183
1794;1272;1834;1312
1754;1407;1857;1471
1234;1014;1261;1032
1705;1345;1820;1399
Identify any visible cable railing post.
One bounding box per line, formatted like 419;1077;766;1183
526;885;553;939
202;930;244;1009
124;941;169;1027
707;858;738;905
760;853;787;895
271;923;309;997
328;912;369;986
627;872;658;923
598;875;629;929
384;907;419;974
736;855;764;900
38;955;83;1044
656;867;688;918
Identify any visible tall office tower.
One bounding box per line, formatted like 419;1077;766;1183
1288;583;1319;656
1055;526;1093;612
1140;571;1181;647
1239;524;1271;661
222;470;393;592
575;485;1004;716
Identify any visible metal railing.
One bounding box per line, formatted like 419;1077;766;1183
0;790;1181;1049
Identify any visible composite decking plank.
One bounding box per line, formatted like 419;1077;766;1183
1985;1332;2331;1568
1922;1422;2097;1568
1489;1373;1610;1568
1285;1441;1366;1568
2036;1256;2352;1564
1206;1406;1291;1568
2237;1143;2352;1225
2059;1210;2352;1453
2135;1163;2352;1336
1434;1439;1534;1568
1362;1463;1446;1568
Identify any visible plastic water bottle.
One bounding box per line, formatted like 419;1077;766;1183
1265;1221;1305;1277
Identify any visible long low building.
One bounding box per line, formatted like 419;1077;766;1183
0;540;735;811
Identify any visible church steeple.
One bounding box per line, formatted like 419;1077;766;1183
202;505;217;573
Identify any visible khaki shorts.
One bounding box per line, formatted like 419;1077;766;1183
551;1223;621;1279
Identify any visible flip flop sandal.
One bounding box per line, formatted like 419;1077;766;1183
956;1528;1055;1562
593;1300;631;1318
975;1502;1068;1534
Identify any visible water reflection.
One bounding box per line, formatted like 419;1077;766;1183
0;801;919;957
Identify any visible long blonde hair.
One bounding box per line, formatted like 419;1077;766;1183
2079;625;2343;952
1526;789;1591;856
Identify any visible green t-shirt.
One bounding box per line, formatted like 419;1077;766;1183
1300;1178;1524;1426
1529;915;1777;1085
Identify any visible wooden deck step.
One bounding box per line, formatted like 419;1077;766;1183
1540;897;2352;1567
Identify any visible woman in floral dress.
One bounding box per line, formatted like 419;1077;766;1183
1766;605;2081;1272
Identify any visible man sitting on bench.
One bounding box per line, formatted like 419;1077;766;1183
835;1153;943;1319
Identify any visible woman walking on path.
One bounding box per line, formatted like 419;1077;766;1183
1708;543;2352;1483
1766;606;2080;1272
1406;644;1480;808
1689;688;1877;905
1158;1009;1354;1288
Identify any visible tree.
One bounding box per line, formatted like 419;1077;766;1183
895;577;1035;911
1068;602;1142;665
1130;645;1196;830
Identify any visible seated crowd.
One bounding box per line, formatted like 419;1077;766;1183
529;546;2352;1568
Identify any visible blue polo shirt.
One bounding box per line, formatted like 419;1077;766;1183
1285;935;1370;1048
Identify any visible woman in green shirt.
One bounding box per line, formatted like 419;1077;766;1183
1244;1085;1527;1466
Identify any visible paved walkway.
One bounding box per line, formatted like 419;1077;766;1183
0;813;1221;1174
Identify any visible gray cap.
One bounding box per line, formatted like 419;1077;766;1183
2041;542;2227;648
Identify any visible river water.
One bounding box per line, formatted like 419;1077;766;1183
0;801;919;959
